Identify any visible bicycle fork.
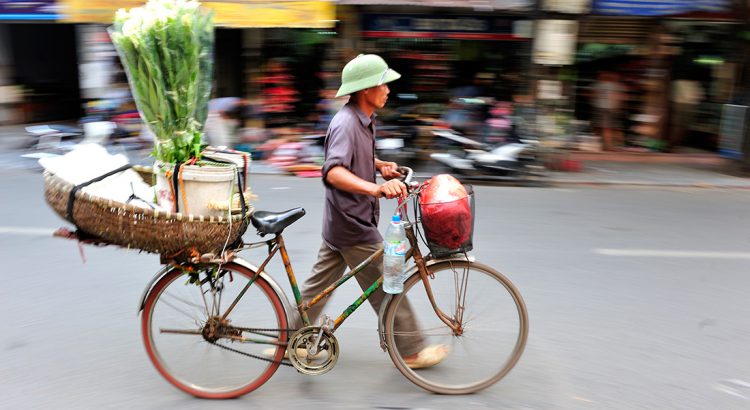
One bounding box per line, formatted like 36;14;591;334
405;227;464;336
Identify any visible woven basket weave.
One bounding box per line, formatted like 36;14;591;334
43;169;252;258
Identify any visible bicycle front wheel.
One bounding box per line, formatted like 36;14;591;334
382;260;528;394
142;263;289;399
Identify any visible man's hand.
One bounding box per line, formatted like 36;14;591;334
377;179;407;199
376;160;402;180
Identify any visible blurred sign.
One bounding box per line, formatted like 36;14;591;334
543;0;590;14
0;0;59;20
719;104;747;159
339;0;532;9
593;0;729;16
537;80;563;100
533;20;578;66
58;1;336;28
362;14;528;40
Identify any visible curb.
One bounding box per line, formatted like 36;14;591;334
567;151;730;166
547;179;750;189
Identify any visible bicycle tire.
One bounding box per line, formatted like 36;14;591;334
382;260;528;394
141;263;288;399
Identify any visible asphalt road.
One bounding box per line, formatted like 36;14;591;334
2;169;750;409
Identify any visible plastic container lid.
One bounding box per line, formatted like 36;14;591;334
391;214;401;223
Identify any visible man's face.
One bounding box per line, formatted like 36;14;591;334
363;84;390;109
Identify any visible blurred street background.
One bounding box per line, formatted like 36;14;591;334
2;0;750;409
3;0;750;177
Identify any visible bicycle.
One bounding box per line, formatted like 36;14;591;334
136;167;528;398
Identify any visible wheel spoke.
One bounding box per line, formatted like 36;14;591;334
159;328;202;335
158;294;206;323
161;291;205;310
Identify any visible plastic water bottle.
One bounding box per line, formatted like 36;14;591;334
383;214;407;294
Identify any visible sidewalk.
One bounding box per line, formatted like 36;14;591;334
544;151;750;188
546;161;750;188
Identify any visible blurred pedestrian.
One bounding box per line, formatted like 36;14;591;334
593;71;627;151
204;97;250;148
668;76;703;152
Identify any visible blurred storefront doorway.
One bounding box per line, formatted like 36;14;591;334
6;23;82;123
358;13;533;107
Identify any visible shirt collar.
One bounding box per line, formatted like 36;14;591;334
346;102;376;128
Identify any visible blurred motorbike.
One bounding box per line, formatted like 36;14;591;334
430;128;547;183
21;99;150;159
22;124;84;153
80;99;150;151
375;101;443;167
375;124;418;166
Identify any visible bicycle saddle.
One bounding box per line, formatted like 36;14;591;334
251;207;306;236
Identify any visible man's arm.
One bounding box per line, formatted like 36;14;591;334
327;166;406;199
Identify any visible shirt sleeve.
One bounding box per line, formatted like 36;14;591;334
322;123;354;184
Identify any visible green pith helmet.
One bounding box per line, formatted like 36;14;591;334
335;54;401;98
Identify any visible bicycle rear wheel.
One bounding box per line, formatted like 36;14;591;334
142;263;288;399
382;260;528;394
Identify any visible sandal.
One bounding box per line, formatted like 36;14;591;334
403;345;450;370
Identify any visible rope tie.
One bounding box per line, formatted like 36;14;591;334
178;163;189;215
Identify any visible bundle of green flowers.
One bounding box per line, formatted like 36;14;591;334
110;0;214;164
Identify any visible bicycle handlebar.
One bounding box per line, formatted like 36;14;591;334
398;166;414;186
379;167;415;200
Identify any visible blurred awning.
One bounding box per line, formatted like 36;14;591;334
592;0;730;16
578;16;650;44
58;1;336;28
0;0;59;21
337;0;533;10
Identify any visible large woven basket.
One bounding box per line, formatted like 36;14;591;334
43;169;252;258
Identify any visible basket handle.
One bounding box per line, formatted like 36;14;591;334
67;164;133;226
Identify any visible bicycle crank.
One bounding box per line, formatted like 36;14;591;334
287;326;339;375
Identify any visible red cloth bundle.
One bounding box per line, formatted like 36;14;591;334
419;174;472;250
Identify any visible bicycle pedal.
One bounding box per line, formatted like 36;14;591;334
317;315;334;333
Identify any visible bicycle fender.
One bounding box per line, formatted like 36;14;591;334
137;265;172;314
376;254;475;351
137;258;299;330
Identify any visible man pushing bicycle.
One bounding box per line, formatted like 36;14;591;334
298;54;448;369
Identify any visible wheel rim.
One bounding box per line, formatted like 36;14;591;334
384;261;528;394
142;264;287;398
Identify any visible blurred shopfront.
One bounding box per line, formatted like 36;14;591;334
0;1;337;125
338;1;535;110
357;13;533;105
0;2;81;124
573;0;738;153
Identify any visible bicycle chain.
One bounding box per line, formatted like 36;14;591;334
233;327;297;333
208;340;294;367
207;327;298;368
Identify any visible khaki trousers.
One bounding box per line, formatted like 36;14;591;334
301;241;425;356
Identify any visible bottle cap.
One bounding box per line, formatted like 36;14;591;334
391;214;401;223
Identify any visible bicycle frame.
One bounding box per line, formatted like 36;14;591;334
221;195;462;337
